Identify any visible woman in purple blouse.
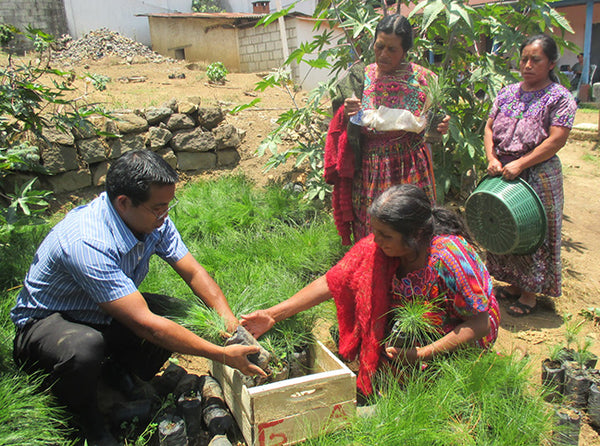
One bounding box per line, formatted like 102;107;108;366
483;34;577;317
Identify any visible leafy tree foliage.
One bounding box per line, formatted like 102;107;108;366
192;0;225;13
252;0;576;202
0;25;108;231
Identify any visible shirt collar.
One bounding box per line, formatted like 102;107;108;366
100;192;143;253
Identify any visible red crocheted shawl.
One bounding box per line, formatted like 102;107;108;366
325;234;400;395
323;105;355;245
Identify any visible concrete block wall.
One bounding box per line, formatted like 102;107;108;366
0;0;68;53
238;19;298;80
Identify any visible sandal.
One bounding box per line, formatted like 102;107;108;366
507;300;537;317
494;286;521;301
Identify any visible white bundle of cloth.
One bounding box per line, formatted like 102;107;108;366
355;106;428;133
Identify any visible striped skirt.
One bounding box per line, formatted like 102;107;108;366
486;155;563;297
352;131;435;242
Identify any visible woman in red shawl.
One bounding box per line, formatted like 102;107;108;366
241;185;499;397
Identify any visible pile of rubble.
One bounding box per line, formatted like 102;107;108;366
51;28;173;64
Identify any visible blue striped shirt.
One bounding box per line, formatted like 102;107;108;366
11;192;189;328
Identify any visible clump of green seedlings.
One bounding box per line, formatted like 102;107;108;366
385;293;445;350
206;62;228;85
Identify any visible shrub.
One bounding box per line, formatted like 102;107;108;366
206;61;228;84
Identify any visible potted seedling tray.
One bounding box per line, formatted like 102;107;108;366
210;341;356;446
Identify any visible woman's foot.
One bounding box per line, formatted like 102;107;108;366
494;285;521;301
507;292;537;317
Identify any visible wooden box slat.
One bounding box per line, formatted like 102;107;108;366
210;341;356;446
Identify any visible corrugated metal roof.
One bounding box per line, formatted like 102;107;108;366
137;11;309;19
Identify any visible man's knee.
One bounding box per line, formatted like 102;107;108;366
60;328;106;371
14;314;107;375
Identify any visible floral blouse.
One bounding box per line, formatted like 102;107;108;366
489;82;577;162
390;235;499;347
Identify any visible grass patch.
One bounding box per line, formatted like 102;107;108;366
0;372;73;445
582;151;600;169
579;103;600;111
306;351;554;445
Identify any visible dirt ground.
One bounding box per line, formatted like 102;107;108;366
47;57;600;444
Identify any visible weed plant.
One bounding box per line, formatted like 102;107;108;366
305;350;553;446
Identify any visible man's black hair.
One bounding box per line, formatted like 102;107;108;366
106;150;178;205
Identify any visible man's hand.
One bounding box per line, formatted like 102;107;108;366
223;315;239;335
240;310;275;339
222;344;267;377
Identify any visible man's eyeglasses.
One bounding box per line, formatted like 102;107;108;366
141;198;179;221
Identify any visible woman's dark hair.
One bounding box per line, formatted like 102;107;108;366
375;14;413;52
520;34;559;83
106;150;178;205
368;184;472;253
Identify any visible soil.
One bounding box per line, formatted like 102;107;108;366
43;57;600;444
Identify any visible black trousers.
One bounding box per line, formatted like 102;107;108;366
13;293;173;418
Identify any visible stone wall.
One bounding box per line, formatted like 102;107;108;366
9;98;244;194
0;0;68;53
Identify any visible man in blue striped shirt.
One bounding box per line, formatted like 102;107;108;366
11;150;265;446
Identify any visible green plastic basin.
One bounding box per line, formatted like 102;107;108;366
465;175;547;255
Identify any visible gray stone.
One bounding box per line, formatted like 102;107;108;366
171;128;216;153
77;138;108;164
177;101;197;115
113;113;149;134
156;147;177;169
217;148;240;167
42;126;75;146
165;113;196;131
146;126;173;149
177;152;217;171
104;120;120;136
197;107;225;130
91;161;110;186
186;96;202;106
144;107;173;125
213;124;241;150
44;168;92;193
40;144;79;174
162;98;178;112
107;134;145;159
71;120;98;140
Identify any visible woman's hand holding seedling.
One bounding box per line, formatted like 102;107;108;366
385;345;434;365
240;310;276;339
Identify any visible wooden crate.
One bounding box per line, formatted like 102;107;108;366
210;341;356;446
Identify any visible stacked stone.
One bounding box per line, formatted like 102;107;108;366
51;28;172;64
10;98;244;194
